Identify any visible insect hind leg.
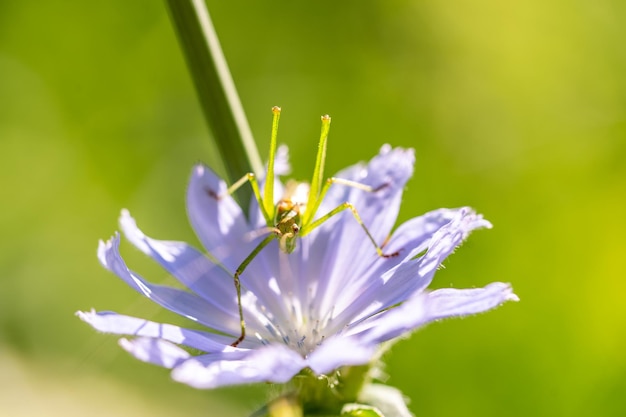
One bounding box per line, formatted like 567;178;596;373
229;234;275;347
303;176;391;227
300;201;400;258
325;177;391;195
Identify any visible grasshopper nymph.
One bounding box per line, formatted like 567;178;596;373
209;107;398;347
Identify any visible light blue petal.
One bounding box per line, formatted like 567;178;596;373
185;166;288;321
353;283;518;344
331;208;490;330
119;212;281;342
119;337;190;369
186;164;252;264
319;145;414;241
424;282;520;319
306;336;377;375
235;241;305;334
76;310;258;351
97;235;240;335
341;208;471;311
171;344;305;388
273;144;292;176
379;207;472;259
310;146;415;320
119;210;240;316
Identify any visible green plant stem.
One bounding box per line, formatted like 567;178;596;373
165;0;263;208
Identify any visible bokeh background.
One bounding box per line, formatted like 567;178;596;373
1;1;625;416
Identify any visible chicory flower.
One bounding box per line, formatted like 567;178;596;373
78;145;517;389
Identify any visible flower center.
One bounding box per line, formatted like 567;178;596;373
247;287;338;357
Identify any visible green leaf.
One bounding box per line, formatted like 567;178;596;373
165;0;263;208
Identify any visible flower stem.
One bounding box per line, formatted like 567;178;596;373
165;0;263;207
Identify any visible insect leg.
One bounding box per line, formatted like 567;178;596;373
300;202;399;258
303;176;388;226
230;234;275;347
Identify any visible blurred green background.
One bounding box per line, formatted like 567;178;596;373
1;1;625;416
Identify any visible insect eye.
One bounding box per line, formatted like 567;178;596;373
292;224;300;233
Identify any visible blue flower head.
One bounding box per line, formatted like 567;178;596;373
78;144;517;389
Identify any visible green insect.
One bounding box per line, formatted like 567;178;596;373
210;106;398;347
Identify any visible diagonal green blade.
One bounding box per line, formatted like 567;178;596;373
165;0;263;208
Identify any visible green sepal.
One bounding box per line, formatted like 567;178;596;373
357;384;413;417
249;393;302;417
340;403;384;417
